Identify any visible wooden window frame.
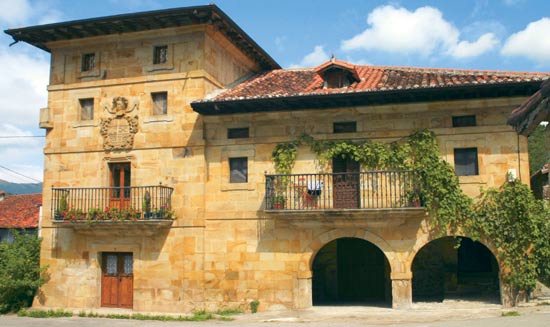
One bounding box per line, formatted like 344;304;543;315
333;121;357;134
81;53;95;72
151;92;168;115
79;98;94;121
452;115;476;127
229;157;248;183
454;148;479;176
228;127;250;139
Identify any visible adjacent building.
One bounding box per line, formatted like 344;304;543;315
5;5;550;312
0;193;42;242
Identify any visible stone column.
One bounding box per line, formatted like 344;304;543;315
294;271;312;309
391;272;412;309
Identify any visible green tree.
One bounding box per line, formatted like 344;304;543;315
528;124;548;175
0;230;47;313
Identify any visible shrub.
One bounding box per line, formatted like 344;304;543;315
0;230;47;313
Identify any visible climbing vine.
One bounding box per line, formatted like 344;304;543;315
271;129;550;296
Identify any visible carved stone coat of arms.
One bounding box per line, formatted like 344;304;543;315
100;97;139;150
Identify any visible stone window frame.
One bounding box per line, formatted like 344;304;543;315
454;147;479;176
227;127;250;139
72;90;101;128
145;44;174;72
452;115;477;128
151;92;168;116
221;147;255;191
333;121;357;134
143;84;174;124
445;139;486;184
79;98;95;121
77;52;101;79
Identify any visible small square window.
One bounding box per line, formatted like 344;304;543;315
153;45;168;65
333;121;357;133
152;92;167;115
228;127;249;139
454;148;479;176
229;157;248;183
452;115;476;127
81;53;95;72
79;98;94;120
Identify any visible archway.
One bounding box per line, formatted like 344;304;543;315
412;236;500;303
312;237;391;306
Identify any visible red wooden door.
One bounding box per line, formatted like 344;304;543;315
332;157;360;209
101;252;133;308
109;163;131;209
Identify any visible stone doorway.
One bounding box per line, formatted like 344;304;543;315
412;237;500;303
312;237;392;306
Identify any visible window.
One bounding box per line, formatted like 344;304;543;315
452;115;476;127
333;121;357;133
79;98;94;120
229;157;248;183
152;92;167;115
324;71;351;88
228;127;249;139
81;53;95;72
153;45;168;65
454;148;478;176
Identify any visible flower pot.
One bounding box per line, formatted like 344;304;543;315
272;203;284;209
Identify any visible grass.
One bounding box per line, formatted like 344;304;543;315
215;308;244;316
19;307;242;321
17;308;73;318
537;301;550;306
501;311;520;317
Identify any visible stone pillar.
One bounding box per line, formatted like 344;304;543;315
294;271;312;309
391;272;412;309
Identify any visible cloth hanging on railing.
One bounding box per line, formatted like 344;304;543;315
307;180;323;196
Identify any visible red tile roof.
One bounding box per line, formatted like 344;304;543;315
199;60;550;103
508;79;550;135
0;194;41;229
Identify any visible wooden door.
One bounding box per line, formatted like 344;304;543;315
101;252;133;308
109;163;131;209
332;157;360;209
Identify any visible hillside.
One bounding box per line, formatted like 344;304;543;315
0;180;42;195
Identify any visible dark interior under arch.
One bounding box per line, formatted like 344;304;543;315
312;237;392;306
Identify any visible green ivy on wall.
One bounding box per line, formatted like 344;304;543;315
271;129;550;297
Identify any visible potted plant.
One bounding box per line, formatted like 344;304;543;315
406;188;423;207
142;191;151;219
55;192;68;220
270;194;286;209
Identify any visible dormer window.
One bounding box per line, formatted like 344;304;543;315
324;70;352;88
316;57;360;89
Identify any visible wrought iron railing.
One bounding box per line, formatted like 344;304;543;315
265;170;423;210
51;185;173;221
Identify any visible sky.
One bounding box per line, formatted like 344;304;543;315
0;0;549;183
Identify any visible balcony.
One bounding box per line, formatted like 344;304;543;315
51;185;174;235
265;170;425;219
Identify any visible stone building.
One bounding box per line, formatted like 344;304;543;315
5;5;550;312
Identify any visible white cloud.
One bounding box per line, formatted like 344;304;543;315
450;33;499;58
0;49;49;129
290;45;330;68
0;0;32;25
341;5;499;59
501;18;550;65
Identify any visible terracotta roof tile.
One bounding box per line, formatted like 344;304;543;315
0;194;41;229
199;60;550;104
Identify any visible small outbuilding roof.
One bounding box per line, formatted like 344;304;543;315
0;194;41;229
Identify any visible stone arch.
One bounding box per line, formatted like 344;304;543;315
300;228;395;272
410;235;500;302
406;233;500;272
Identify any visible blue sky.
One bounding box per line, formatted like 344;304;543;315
0;0;549;183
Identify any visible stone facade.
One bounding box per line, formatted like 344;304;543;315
9;6;542;314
